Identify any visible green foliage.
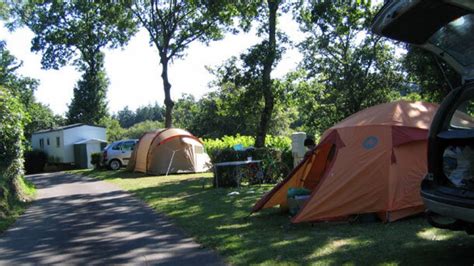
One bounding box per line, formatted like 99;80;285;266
122;120;163;139
14;1;137;70
0;46;34;218
90;152;102;170
203;0;287;147
0;86;34;227
0;40;64;142
24;102;63;141
296;1;404;134
0;2;10;20
131;0;242;127
100;117;126;142
0;41;38;107
100;117;164;142
211;147;290;185
114;106;135;128
67;53;109;124
400;92;424;102
203;135;290;153
203;135;291;184
24;149;48;174
196;56;296;139
173;94;199;130
14;1;137;125
402;45;461;102
113;103;164;128
0;162;35;233
0;87;26;168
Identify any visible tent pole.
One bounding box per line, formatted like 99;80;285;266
166;150;177;176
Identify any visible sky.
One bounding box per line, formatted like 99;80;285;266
0;13;304;116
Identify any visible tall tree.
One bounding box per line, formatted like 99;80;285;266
114;106;135;128
254;0;280;147
66;52;109;124
190;55;296;139
13;1;137;124
130;0;239;128
296;1;403;133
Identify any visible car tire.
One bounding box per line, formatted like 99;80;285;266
109;159;121;170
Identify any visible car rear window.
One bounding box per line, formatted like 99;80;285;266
429;14;474;68
450;97;474;129
121;141;136;151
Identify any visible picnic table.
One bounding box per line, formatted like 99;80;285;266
213;160;262;188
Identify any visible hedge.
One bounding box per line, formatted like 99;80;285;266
0;87;32;219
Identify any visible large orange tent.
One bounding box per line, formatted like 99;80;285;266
127;128;211;175
253;100;441;223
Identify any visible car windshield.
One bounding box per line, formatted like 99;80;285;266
428;14;474;68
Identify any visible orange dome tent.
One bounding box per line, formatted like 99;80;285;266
252;100;440;223
127;128;211;175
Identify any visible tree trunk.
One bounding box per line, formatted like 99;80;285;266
161;56;174;128
255;0;278;148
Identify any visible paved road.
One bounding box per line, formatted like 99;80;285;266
0;172;225;265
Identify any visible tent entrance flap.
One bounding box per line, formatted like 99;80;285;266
251;132;341;212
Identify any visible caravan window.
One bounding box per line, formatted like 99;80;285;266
56;137;60;147
39;138;44;149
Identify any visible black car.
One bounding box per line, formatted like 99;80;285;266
373;0;474;233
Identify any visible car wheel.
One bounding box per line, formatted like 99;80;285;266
109;159;121;170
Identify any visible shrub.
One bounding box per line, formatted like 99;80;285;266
0;87;32;220
24;150;48;174
203;134;291;156
203;135;293;185
90;153;103;169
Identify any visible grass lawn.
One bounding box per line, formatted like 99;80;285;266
0;176;36;234
74;169;474;265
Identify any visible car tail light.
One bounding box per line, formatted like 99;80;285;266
103;150;107;161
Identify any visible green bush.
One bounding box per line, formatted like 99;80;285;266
90;152;103;169
24;150;48;174
203;135;292;185
0;87;33;221
203;134;291;155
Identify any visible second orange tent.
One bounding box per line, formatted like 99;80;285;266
253;100;440;223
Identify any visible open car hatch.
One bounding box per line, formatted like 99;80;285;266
372;0;474;81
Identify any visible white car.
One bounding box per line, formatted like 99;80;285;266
102;139;138;170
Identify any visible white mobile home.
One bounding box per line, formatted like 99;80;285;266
31;124;107;168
